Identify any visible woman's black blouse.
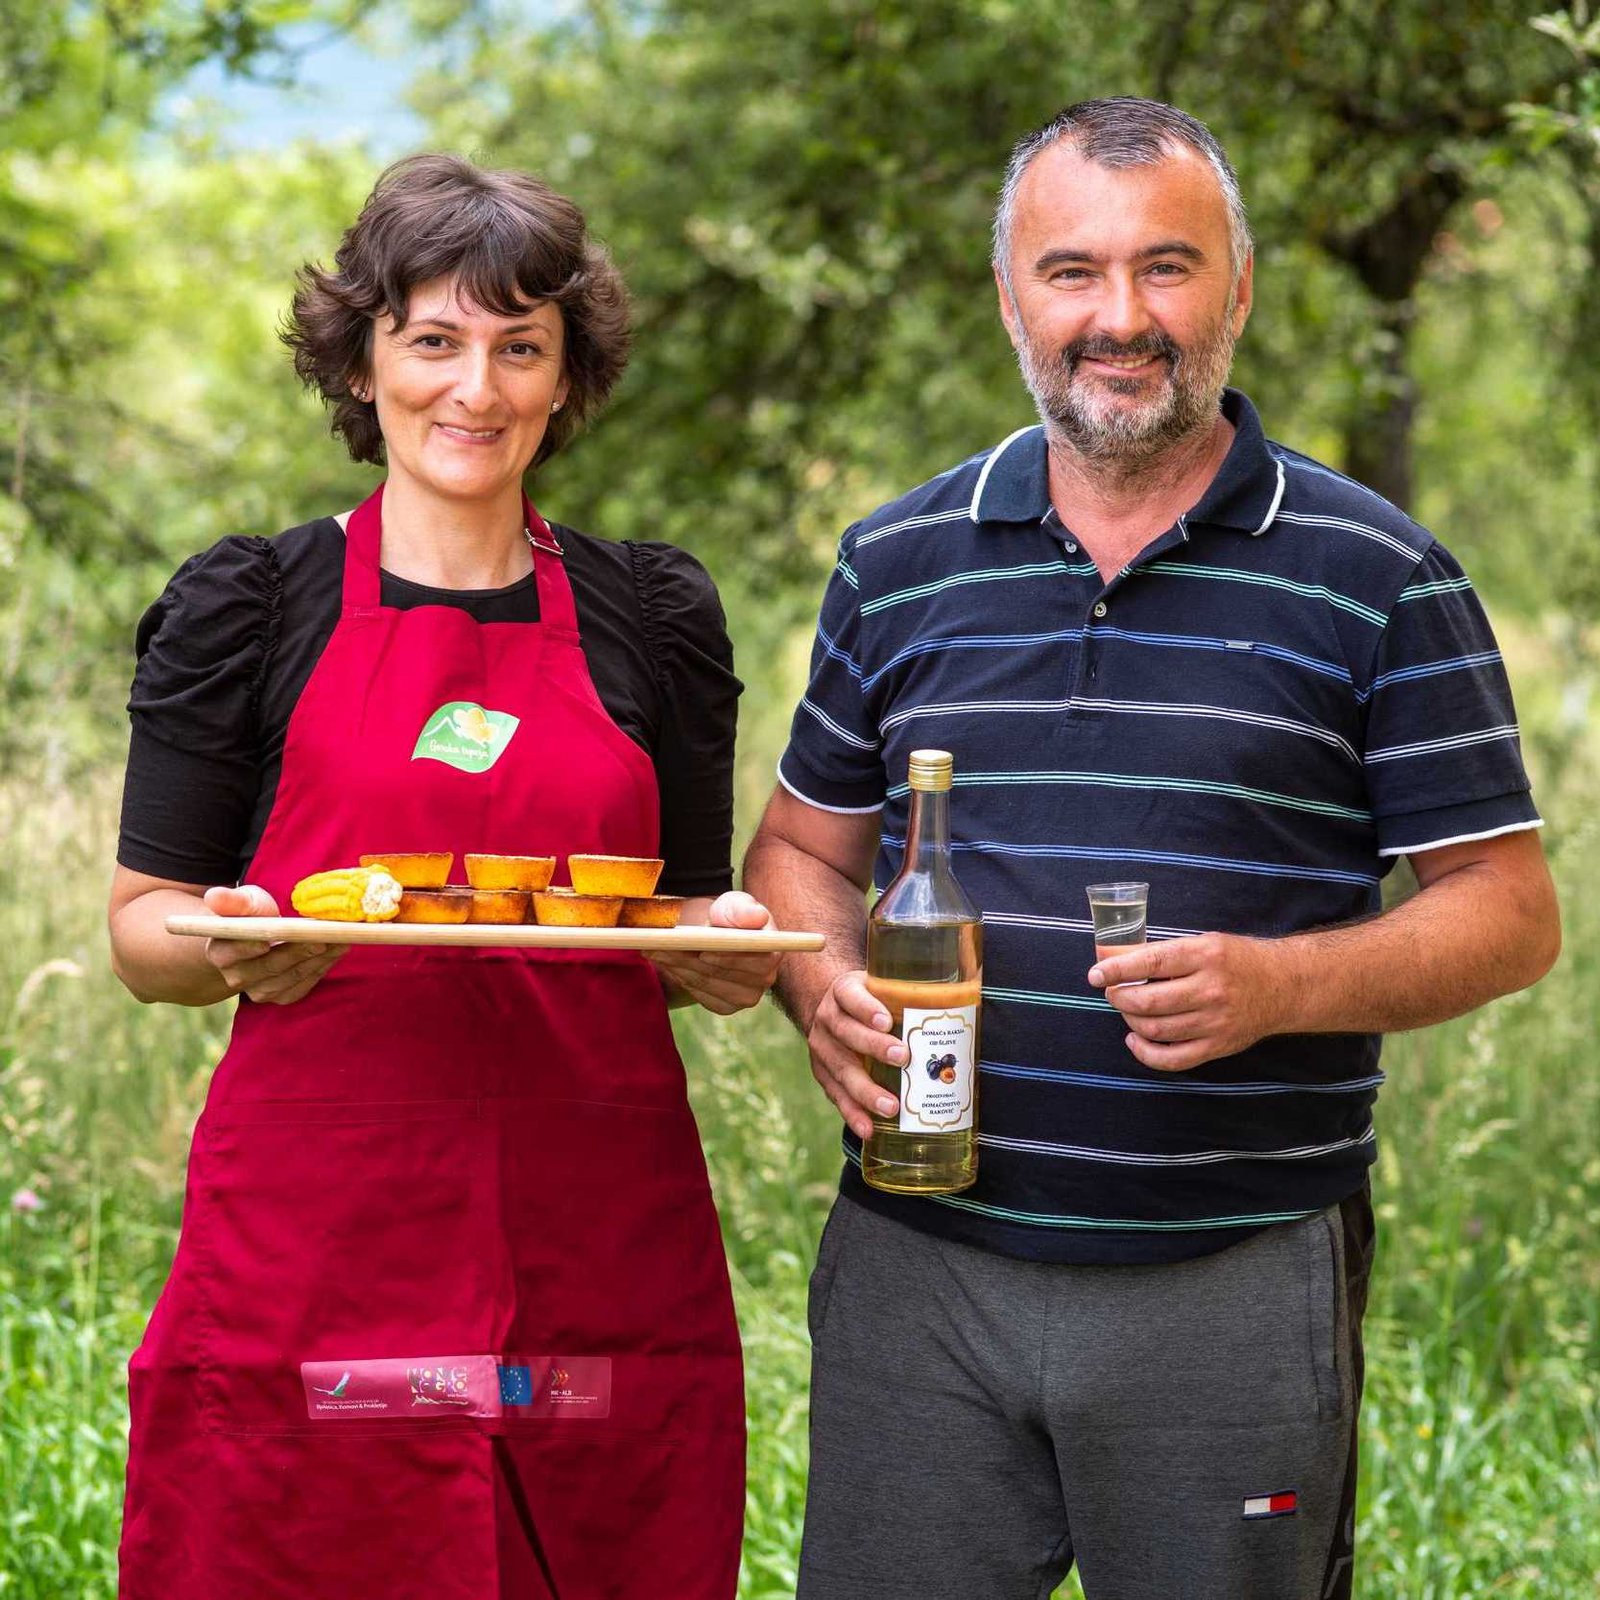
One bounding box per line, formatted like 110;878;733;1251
118;517;742;898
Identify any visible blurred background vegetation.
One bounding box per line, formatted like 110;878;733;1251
2;1;1598;1594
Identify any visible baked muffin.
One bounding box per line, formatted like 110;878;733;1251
464;854;557;892
566;855;664;898
395;887;474;924
358;852;454;889
618;896;686;929
468;888;530;924
531;889;624;928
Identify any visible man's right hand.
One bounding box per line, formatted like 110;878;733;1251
806;968;907;1140
203;884;347;1005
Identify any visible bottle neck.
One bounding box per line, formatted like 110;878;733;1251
905;786;950;869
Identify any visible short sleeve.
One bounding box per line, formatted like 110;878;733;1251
776;529;886;812
1361;541;1540;857
633;543;743;898
118;536;279;883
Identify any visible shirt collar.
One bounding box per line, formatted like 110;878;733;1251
968;388;1287;537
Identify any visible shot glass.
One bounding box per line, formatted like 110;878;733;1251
1086;882;1148;986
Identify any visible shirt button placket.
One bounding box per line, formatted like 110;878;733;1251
1085;596;1107;685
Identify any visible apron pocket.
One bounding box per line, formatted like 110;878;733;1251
190;1099;492;1435
489;1097;742;1440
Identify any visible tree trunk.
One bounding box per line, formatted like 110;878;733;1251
1341;300;1417;513
1322;165;1467;514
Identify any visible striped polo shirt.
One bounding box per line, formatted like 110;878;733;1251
779;388;1541;1265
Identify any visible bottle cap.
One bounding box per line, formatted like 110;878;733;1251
907;749;953;792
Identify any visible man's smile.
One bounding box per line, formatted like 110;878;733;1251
1079;353;1167;378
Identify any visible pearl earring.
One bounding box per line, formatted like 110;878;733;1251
551;400;564;413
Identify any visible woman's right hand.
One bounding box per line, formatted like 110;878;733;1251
202;884;348;1004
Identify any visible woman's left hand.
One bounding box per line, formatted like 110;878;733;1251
650;891;779;1016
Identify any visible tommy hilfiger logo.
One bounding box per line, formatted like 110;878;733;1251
1243;1489;1298;1520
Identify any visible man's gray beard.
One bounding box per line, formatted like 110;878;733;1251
1016;301;1237;468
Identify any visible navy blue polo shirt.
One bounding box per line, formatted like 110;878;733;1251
779;389;1541;1265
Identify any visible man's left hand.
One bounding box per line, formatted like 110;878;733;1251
1088;933;1289;1071
650;891;780;1016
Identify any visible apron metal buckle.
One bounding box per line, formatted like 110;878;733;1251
528;525;564;556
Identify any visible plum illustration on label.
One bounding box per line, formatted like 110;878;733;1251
899;1005;977;1132
411;701;520;773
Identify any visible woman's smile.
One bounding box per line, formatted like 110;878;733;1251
433;421;509;444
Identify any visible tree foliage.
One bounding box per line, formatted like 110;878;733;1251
0;0;345;569
403;0;1596;584
1148;0;1587;510
0;0;365;770
4;0;1599;774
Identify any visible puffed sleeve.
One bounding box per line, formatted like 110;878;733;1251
631;542;743;898
118;535;279;884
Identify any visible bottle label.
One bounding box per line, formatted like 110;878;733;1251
899;1005;977;1133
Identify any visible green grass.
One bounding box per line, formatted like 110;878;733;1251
3;708;1599;1596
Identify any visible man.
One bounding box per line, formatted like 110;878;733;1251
743;98;1559;1600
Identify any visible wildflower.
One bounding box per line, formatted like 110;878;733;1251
10;1187;44;1213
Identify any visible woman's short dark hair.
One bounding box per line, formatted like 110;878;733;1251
283;154;630;467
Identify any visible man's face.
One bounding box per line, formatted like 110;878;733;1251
996;142;1252;461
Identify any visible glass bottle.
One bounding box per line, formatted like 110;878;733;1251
862;749;982;1194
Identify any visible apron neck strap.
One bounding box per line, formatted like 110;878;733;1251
526;498;580;636
342;482;386;612
340;483;580;637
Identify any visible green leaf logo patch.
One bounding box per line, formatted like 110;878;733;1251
411;701;521;774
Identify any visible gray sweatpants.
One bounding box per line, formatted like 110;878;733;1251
799;1192;1372;1600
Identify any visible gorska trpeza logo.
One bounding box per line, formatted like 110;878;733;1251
411;701;520;774
312;1371;351;1398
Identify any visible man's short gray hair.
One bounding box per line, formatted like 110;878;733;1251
992;98;1253;286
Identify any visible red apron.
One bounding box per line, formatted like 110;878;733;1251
119;486;745;1599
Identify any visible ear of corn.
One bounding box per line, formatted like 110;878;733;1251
290;867;403;922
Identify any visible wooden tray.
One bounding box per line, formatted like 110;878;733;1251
165;914;824;954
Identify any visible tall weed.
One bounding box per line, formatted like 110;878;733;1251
2;609;1597;1595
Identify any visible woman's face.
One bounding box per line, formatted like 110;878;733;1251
366;275;569;509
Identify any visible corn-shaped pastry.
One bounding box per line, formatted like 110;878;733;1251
291;866;404;922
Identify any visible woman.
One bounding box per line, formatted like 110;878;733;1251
109;154;774;1599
